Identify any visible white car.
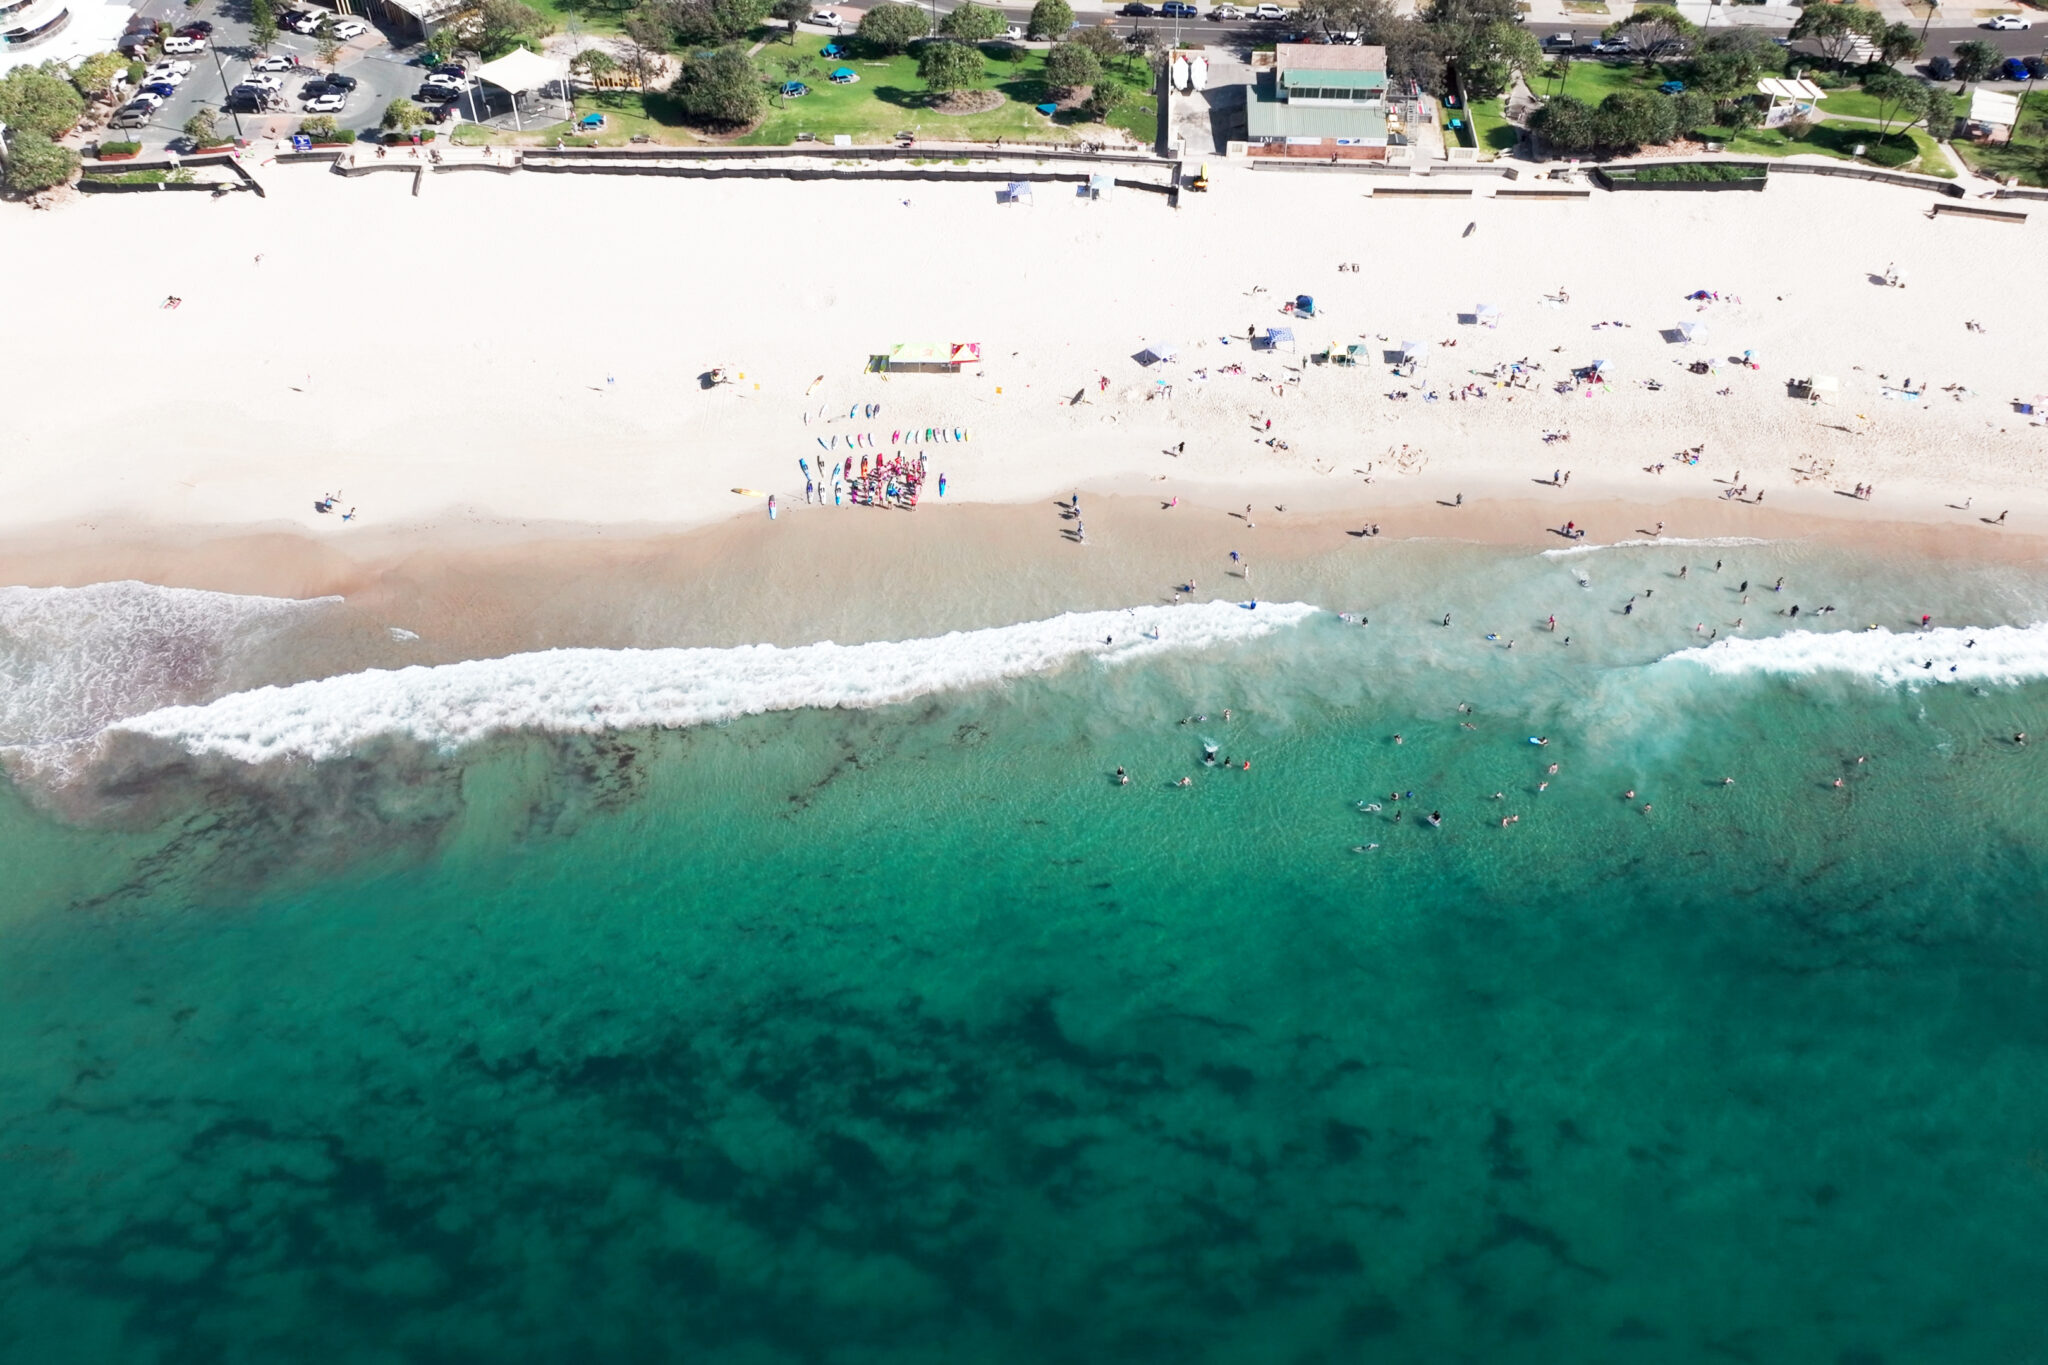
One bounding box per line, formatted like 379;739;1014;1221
147;61;192;80
1985;13;2030;29
254;54;300;72
328;17;369;38
161;35;206;53
127;89;165;109
284;11;323;33
304;90;347;112
809;9;842;25
1003;22;1025;39
1209;3;1243;17
238;72;285;91
1251;2;1284;18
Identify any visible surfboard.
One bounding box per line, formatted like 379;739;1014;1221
732;488;767;498
1171;56;1190;92
1190;56;1208;91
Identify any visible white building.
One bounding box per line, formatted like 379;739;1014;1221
0;0;138;77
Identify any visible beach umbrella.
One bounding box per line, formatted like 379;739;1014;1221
1265;327;1296;352
1399;339;1426;361
1677;321;1708;346
1475;303;1500;328
1137;342;1177;365
1004;181;1033;204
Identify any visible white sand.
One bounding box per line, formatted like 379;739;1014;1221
3;161;2044;543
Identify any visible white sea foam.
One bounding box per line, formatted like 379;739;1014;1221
112;600;1320;764
0;581;341;752
1662;622;2048;688
1541;536;1774;560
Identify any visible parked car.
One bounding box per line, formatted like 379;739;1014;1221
304;91;348;112
1541;32;1572;49
146;60;192;80
1999;55;2031;80
323;71;359;91
1120;1;1154;13
1003;22;1025;38
1251;2;1285;18
1208;3;1243;17
1591;37;1630;54
329;17;369;38
1984;13;2030;29
809;9;842;24
162;35;206;54
254;54;300;72
239;72;285;90
284;11;323;33
110;102;155;128
225;93;264;113
178;20;212;35
1927;54;1954;79
430;62;467;76
2028;55;2048;79
139;81;179;98
1161;2;1198;15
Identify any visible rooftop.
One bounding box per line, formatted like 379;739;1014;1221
1275;43;1387;75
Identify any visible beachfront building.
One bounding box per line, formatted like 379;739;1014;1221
1244;44;1404;162
366;0;467;42
0;0;133;75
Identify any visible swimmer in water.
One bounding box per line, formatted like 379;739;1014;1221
1491;792;1504;800
1458;703;1472;713
1623;789;1635;800
1176;777;1193;788
1546;763;1559;775
1359;802;1382;812
1641;803;1653;814
1461;722;1476;731
1535;737;1550;746
1394;734;1404;744
1443;613;1451;627
1538;782;1549;792
1832;778;1843;788
1352;844;1380;853
1722;777;1735;785
1427;811;1442;826
1116;767;1129;785
1223;709;1232;721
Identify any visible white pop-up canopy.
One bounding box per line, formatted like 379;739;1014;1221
1475;303;1500;328
475;46;565;94
1678;321;1708;346
1138;342;1177;364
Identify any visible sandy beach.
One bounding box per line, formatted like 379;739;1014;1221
3;159;2044;608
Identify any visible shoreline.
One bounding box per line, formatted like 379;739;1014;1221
5;489;2045;662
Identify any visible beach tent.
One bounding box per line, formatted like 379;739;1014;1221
1475;303;1501;329
1677;321;1708;346
885;342;980;373
475;47;566;131
1087;174;1114;201
1805;374;1839;404
1398;339;1427;367
1003;181;1033;204
1137;342;1177;365
1264;327;1296;352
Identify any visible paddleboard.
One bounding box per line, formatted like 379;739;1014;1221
732;488;767;498
1191;56;1208;91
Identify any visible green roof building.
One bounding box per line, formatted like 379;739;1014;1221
1246;44;1403;159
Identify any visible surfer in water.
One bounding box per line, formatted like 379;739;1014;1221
1116;767;1129;785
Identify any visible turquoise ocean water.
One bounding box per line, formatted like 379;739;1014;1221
3;537;2047;1363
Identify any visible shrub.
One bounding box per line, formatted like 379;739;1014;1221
96;139;143;155
938;0;1004;40
1045;41;1100;93
918;38;984;93
1082;80;1129;121
1631;162;1765;181
857;1;929;53
669;45;765;125
0;64;86;139
382;96;426;130
1858;134;1916;167
299;114;342;140
1027;0;1074;39
4;133;80;193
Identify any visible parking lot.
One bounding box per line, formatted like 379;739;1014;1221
111;1;443;149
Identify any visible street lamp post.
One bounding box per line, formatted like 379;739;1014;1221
205;34;246;140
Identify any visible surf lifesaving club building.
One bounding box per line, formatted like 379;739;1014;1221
1245;44;1403;161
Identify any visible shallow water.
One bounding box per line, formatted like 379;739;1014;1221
3;539;2047;1363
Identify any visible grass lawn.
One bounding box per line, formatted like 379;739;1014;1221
1544;58;1653;105
449;44;1157;149
740;41;1154;147
1440;99;1477;149
1687;118;1956;177
1815;88;1890;121
522;0;636;36
1949;91;2045;185
1466;96;1518;153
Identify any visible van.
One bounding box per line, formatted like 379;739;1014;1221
1252;2;1284;16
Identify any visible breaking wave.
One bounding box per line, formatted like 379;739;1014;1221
0;581;341;756
111;601;1320;765
1541;536;1774;560
1661;622;2048;687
